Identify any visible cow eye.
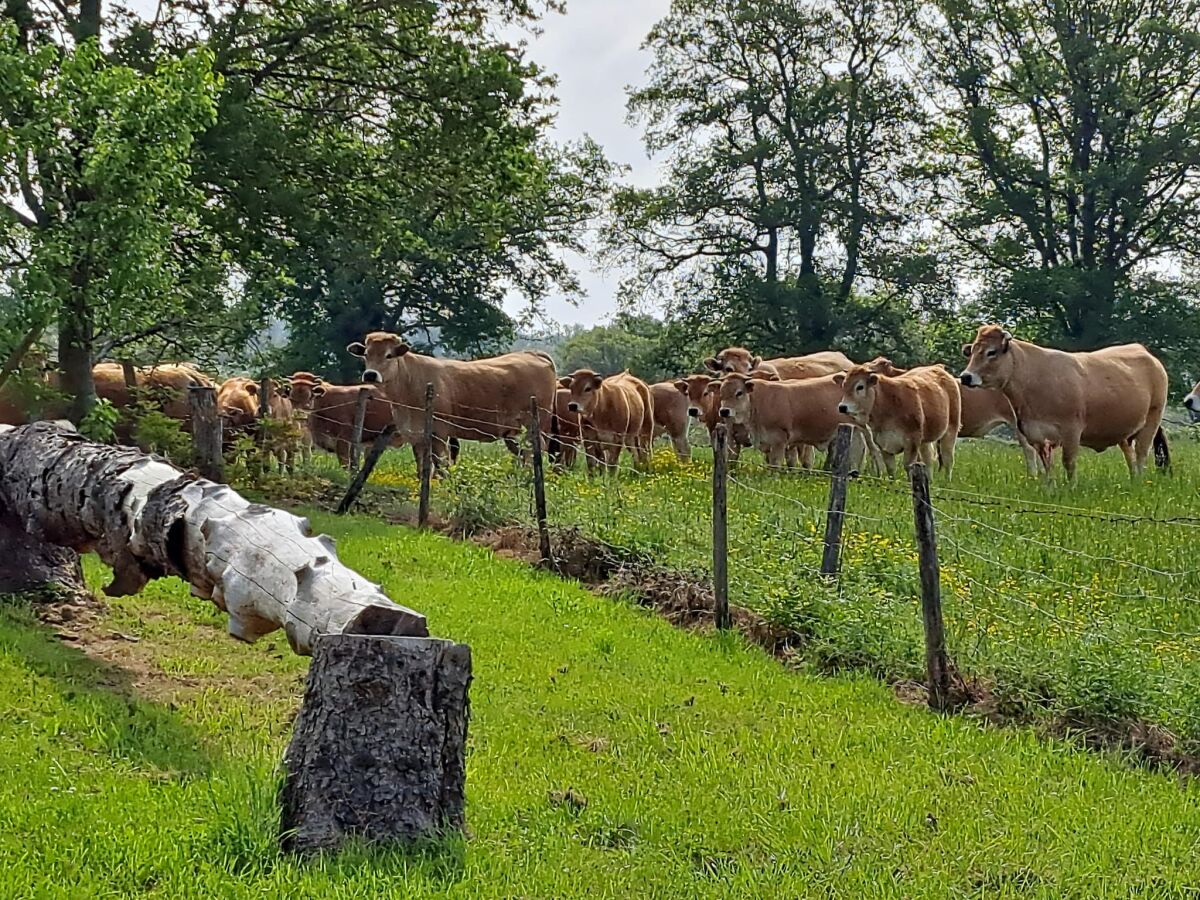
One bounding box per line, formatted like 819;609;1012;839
736;390;744;397
856;383;864;392
584;386;593;393
986;349;996;358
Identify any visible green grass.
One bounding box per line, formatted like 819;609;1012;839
3;515;1200;895
412;429;1200;744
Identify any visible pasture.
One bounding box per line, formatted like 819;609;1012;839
3;517;1200;897
357;428;1200;747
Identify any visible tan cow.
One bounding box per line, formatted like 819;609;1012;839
714;372;868;470
288;373;392;464
559;369;653;472
548;387;582;470
92;363;215;420
865;357;1039;474
348;333;557;470
836;364;961;479
705;346;854;380
217;376;306;468
960;326;1169;480
649;381;691;460
674;372;779;464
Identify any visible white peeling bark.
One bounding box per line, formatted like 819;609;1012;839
0;422;426;654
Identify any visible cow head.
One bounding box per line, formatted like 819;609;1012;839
675;374;717;418
218;378;260;428
715;373;759;424
560;370;605;417
347;332;410;384
960;325;1013;389
287;372;326;411
864;356;904;377
833;366;880;422
1185;381;1200;423
704;347;762;375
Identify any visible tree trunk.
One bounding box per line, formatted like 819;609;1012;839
59;279;96;423
0;504;84;598
0;422;426;654
280;635;471;853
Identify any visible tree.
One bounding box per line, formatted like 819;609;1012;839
0;7;221;418
925;0;1200;348
557;314;675;382
609;0;936;353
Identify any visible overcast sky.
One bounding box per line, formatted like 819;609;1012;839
501;2;672;328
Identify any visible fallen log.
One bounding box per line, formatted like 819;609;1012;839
0;421;426;654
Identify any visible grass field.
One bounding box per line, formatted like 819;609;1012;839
5;515;1200;896
357;428;1200;746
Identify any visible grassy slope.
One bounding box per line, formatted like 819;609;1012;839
420;435;1200;741
1;514;1199;896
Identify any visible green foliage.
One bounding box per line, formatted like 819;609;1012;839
132;409;193;465
557;314;674;381
77;397;118;443
1;522;1199;893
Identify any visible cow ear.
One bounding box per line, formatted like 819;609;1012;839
703;357;721;373
961;343;973;358
594;375;606;386
867;373;879;386
674;379;689;394
744;380;756;393
347;342;366;357
751;355;762;368
311;385;326;397
832;373;845;386
245;382;258;395
388;342;410;358
558;376;573;389
704;380;722;395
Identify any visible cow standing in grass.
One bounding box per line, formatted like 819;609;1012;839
960;326;1169;480
836;364;961;479
348;333;556;473
648;380;691;460
560;369;653;473
705;346;854;380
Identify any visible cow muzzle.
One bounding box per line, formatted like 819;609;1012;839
838;403;850;415
718;407;732;418
959;371;979;387
363;369;382;384
688;407;699;418
567;402;581;413
1186;395;1199;421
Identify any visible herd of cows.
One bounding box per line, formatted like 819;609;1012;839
1;325;1193;483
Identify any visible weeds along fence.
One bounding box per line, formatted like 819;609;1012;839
196;386;1200;749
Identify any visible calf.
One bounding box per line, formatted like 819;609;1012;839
836;364;961;479
560;369;653;472
714;373;867;470
649;380;691;460
866;357;1039;474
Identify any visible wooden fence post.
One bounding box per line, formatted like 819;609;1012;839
418;382;435;529
120;360;138;389
336;424;397;515
189;385;223;482
349;386;370;473
529;396;552;564
821;424;853;577
258;374;272;421
910;463;950;710
712;423;731;630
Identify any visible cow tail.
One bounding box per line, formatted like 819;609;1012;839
1154;426;1170;470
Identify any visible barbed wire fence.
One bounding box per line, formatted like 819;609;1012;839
189;382;1200;748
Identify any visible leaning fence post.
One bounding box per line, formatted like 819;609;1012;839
349;386;371;473
529;396;552;565
336;423;398;515
910;462;951;710
712;423;731;630
418;382;435;529
189;385;223;482
821;424;853;577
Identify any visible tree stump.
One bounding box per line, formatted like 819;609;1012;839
280;635;472;853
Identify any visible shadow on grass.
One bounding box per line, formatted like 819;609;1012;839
0;595;213;776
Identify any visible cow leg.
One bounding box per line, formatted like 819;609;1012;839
671;430;691;461
1131;418;1162;475
800;444;815;468
1060;436;1080;483
1119;438;1138;476
882;452;897;478
784;444;798;468
937;432;956;481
